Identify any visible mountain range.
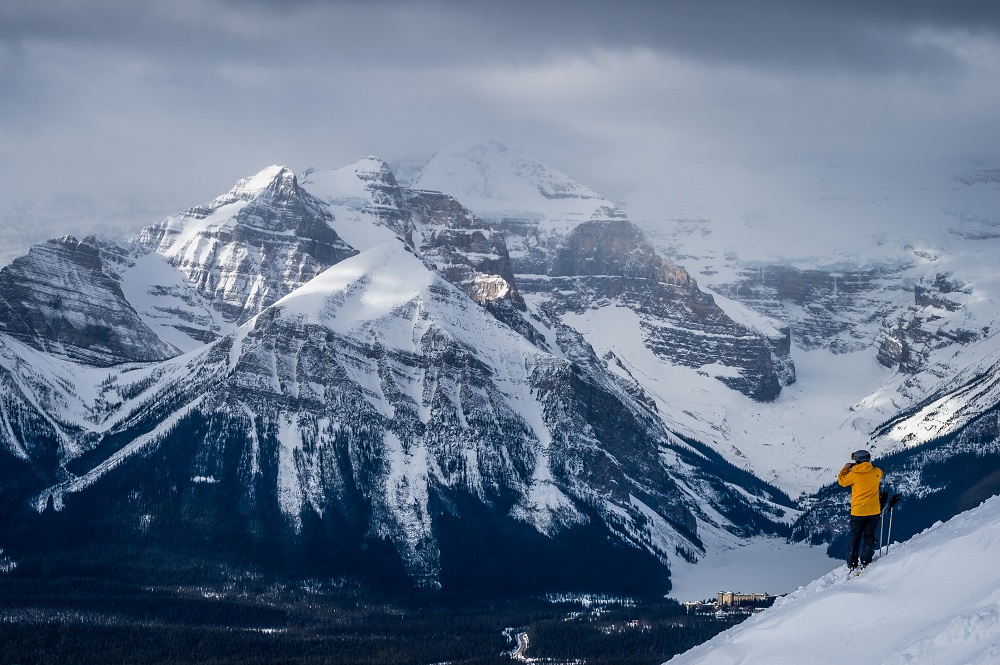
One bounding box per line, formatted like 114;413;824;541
1;141;998;592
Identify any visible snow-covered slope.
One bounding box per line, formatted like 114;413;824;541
668;494;1000;665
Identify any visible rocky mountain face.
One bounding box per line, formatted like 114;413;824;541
716;265;906;354
717;263;985;382
0;235;177;366
415;142;795;402
0;159;796;594
407;189;523;307
304;158;524;310
876;273;983;375
136;165;358;338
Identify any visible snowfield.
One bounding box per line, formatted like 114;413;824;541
666;495;1000;665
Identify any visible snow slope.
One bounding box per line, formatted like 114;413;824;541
301;158;404;252
667;495;1000;665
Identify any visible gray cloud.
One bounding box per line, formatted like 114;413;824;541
6;0;998;71
1;0;999;258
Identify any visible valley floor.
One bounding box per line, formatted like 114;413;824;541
667;536;839;603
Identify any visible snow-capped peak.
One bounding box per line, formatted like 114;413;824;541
414;141;618;223
302;157;402;210
353;156;396;181
141;165;309;261
272;238;435;338
213;164;296;207
271;237;531;362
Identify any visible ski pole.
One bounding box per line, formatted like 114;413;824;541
882;507;892;558
879;507;887;557
884;494;901;556
878;490;888;556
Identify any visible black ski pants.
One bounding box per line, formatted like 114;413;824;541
847;514;880;568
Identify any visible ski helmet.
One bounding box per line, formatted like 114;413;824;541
851;449;871;462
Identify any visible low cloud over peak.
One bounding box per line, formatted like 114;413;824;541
1;0;999;261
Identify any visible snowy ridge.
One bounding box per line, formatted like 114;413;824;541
271;239;435;340
878;353;1000;448
36;393;207;511
272;238;526;377
667;495;1000;665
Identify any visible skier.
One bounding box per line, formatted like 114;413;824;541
837;449;883;571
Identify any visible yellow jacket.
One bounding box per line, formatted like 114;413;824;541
837;461;883;516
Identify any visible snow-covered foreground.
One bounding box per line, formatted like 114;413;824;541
667;537;838;602
666;496;1000;665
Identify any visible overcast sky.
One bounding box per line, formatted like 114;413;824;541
2;0;1000;253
